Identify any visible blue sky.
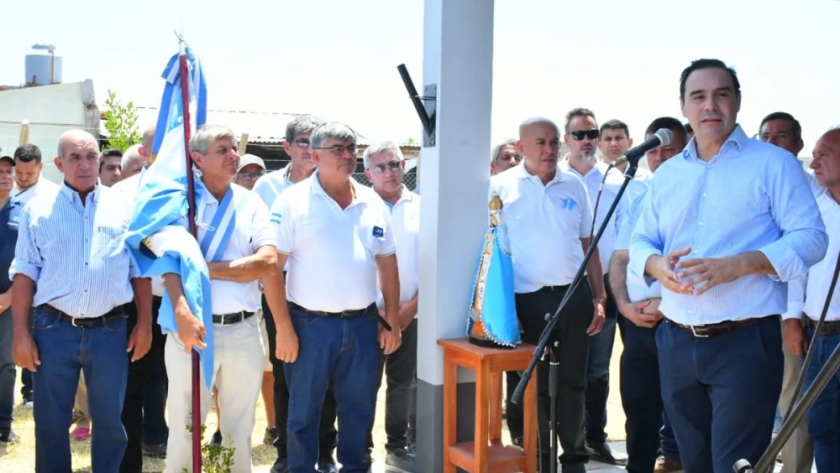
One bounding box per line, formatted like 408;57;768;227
1;0;839;152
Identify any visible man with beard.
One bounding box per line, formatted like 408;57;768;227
561;109;627;466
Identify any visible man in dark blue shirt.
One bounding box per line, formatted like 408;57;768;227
0;154;20;444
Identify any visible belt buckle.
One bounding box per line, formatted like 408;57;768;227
71;317;81;328
690;324;709;338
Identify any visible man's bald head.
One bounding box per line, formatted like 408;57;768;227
139;126;156;158
57;129;98;158
517;117;561;181
518;117;560;139
121;144;147;179
55;129;100;192
811;127;840;195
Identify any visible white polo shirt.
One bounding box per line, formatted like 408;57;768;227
376;187;420;310
489;164;592;293
196;183;276;314
253;163;294;210
271;172;397;312
12;178;59;206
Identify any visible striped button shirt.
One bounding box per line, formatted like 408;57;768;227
629;125;827;324
10;183;140;318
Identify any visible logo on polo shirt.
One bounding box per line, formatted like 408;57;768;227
373;226;384;238
560;198;578;210
270;212;282;225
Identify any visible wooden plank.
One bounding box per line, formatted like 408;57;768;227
239;133;250;156
19;120;29;145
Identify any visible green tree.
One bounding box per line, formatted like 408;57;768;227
102;90;141;152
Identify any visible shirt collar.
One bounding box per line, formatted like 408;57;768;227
561;154;601;179
683;124;748;161
515;161;571;185
310;170;370;202
60;181;100;205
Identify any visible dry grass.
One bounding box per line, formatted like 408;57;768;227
0;337;626;472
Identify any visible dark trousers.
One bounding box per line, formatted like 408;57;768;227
517;282;594;472
284;304;380;473
620;321;680;473
374;318;418;452
804;329;840;472
32;306;129;473
263;296;337;460
657;316;782;473
120;296;168;473
0;308;15;429
505;370;524;444
21;369;33;397
584;274;617;446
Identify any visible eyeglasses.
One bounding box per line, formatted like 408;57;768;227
315;144;358;156
237;171;265;180
292;139;311;149
370;161;402;174
570;129;600;141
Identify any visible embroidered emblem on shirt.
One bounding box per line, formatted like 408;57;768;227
270;212;282;225
560;198;578;210
373;226;384;238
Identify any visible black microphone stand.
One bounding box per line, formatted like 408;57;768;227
512;158;640;473
733;249;840;473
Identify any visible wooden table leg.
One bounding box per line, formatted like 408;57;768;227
474;363;490;473
488;370;503;445
443;353;457;473
523;370;538;473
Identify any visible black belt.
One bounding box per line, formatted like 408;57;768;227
288;302;392;331
804;317;840;336
212;310;255;326
39;304;126;328
669;317;763;338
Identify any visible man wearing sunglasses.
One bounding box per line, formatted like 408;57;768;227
363;141;420;472
561;108;627;466
253;116;340;473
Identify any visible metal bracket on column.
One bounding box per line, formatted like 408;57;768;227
397;64;437;147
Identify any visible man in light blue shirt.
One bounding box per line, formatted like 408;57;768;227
628;59;827;473
10;130;153;473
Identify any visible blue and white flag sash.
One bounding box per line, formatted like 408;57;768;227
198;188;236;263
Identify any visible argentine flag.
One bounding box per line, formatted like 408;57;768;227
125;46;217;388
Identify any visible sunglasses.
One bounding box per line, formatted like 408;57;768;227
570;129;600;141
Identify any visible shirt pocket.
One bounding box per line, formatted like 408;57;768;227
96;225;128;259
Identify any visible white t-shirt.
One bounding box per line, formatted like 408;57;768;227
12;178;59;206
253;163;294;210
271;172;397;312
489;164;592;293
196;183;276;314
376;187;420;311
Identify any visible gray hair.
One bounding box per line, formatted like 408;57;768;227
491;139;518;163
285;115;324;142
190;125;236;155
121;144;143;170
362;141;404;169
310;122;357;150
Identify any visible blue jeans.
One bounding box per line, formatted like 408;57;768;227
657;317;782;473
31;307;129;473
585;281;618;445
804;329;840;472
619;321;680;473
284;304;380;473
0;308;15;429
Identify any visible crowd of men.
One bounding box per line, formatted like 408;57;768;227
0;56;839;473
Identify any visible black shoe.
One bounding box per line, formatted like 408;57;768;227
210;430;222;447
318;457;338;473
142;443;167;458
585;442;627;466
22;392;33;408
264;426;279;446
0;427;20;444
270;458;290;473
385;448;416;472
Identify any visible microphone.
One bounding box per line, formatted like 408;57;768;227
613;128;673;167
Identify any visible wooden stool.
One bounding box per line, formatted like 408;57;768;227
438;337;538;473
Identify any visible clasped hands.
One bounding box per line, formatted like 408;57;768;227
647;247;743;296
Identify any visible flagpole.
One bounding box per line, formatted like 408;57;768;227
177;40;202;473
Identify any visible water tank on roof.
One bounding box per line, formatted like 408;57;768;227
25;44;63;86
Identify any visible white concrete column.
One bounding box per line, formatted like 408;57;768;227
415;1;494;472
